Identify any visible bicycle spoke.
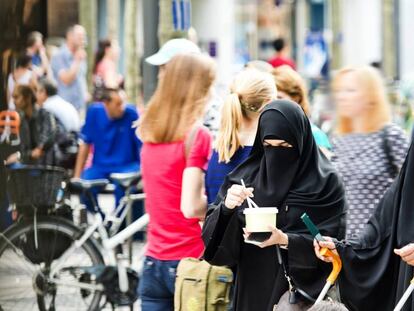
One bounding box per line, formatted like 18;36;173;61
0;233;39;274
0;283;36;301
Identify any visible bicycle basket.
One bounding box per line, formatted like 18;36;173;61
7;165;65;207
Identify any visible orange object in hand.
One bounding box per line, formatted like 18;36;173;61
319;247;342;284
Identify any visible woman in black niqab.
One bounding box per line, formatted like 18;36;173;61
202;100;346;311
315;141;414;311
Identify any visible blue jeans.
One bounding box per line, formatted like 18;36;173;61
138;256;179;311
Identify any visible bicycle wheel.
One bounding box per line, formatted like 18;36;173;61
0;216;104;311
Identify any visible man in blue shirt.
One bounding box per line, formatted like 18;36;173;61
51;25;88;111
74;88;142;212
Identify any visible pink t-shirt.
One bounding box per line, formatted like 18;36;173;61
141;127;212;260
95;59;113;79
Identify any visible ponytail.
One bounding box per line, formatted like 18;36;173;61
214;69;277;163
215;93;244;163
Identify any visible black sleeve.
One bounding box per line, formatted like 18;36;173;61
202;202;242;267
37;110;57;150
286;233;331;298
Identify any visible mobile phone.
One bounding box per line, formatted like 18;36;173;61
244;232;272;246
300;213;325;242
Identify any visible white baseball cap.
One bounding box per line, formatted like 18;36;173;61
145;38;201;66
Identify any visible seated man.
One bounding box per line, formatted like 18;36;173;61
36;78;80;133
36;78;81;168
74;88;142;213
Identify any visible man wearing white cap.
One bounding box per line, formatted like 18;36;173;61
145;38;221;136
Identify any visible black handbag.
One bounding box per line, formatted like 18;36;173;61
54;130;79;169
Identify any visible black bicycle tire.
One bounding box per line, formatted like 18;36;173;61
0;216;105;311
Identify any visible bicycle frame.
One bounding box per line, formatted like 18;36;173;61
49;192;148;293
104;192;146;235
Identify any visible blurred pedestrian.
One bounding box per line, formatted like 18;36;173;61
36;78;80;169
268;38;296;70
145;38;221;136
5;85;57;166
36;78;80;132
205;68;277;205
73;88;141;213
26;31;51;79
137;53;216;311
7;53;37;109
51;24;88;111
272;65;332;152
314;138;414;311
331;66;409;238
92;39;123;100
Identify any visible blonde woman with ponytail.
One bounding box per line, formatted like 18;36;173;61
205;69;277;204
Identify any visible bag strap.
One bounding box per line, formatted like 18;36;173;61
184;124;202;160
380;125;399;178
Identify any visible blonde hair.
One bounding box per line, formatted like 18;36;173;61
332;66;391;134
272;65;311;116
138;53;216;143
215;69;277;163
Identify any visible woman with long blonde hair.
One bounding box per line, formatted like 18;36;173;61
137;53;216;310
331;66;408;238
205;68;277;204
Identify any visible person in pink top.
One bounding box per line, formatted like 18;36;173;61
137;53;216;311
92;39;123;99
268;38;296;70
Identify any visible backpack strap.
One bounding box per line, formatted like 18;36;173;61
380;125;399;178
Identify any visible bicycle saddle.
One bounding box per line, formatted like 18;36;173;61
109;172;142;189
69;178;110;191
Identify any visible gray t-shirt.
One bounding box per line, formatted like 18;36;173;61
51;44;87;111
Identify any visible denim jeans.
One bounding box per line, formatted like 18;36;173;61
138;256;180;311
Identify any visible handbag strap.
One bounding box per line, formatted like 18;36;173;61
276;246;294;292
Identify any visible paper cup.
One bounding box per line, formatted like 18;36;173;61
243;207;278;232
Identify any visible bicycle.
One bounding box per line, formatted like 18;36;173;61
0;166;149;311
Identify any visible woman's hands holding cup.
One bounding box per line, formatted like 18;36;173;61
225;184;254;209
313;237;339;263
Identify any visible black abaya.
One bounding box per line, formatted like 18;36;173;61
202;100;346;311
